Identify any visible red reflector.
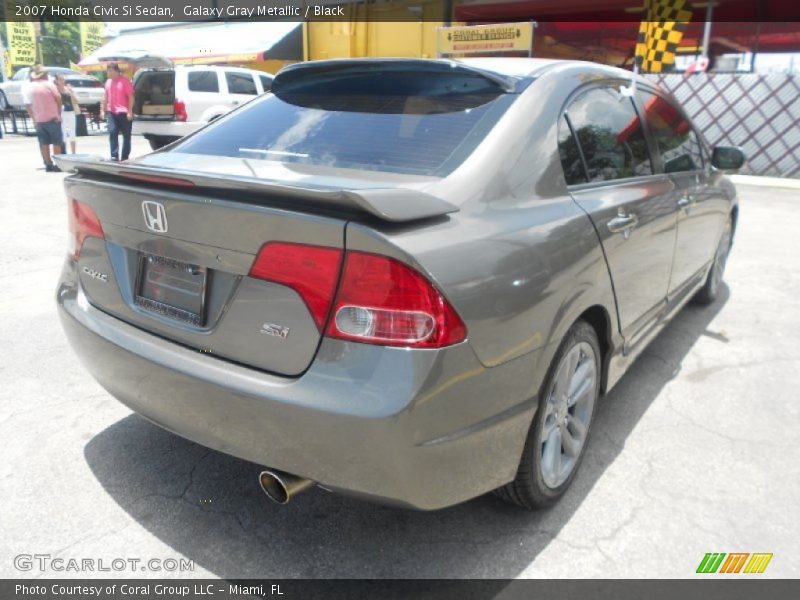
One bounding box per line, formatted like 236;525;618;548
249;242;343;331
68;199;104;260
326;252;467;348
120;171;195;187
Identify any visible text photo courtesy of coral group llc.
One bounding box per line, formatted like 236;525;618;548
1;0;799;596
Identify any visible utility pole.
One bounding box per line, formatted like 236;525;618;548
700;3;714;59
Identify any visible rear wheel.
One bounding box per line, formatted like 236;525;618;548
693;216;733;305
496;320;600;510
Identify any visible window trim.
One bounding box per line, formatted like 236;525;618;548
558;79;656;188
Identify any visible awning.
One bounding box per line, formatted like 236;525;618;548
79;21;302;70
455;1;800;55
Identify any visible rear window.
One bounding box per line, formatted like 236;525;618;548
173;72;515;176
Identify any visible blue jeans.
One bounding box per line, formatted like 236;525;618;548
107;112;132;161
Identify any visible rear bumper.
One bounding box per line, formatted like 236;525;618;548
57;260;539;509
73;90;104;106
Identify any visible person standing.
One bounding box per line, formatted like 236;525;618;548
28;65;63;172
55;74;80;154
103;63;134;161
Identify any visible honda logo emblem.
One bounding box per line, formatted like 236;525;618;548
141;201;168;233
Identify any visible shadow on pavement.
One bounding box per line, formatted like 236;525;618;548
84;286;729;578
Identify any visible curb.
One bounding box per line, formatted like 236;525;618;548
730;175;800;190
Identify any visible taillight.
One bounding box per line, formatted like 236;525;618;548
68;199;104;260
249;242;343;330
326;252;467;348
174;99;187;122
248;243;466;348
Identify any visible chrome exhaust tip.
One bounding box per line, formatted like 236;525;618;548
258;469;315;505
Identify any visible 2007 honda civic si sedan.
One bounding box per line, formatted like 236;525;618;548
55;58;743;510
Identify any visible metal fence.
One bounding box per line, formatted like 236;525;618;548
650;73;800;178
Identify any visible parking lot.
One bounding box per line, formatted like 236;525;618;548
0;132;798;579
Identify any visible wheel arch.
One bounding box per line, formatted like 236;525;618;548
577;304;613;395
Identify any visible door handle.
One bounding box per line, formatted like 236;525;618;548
230;100;240;106
608;213;639;234
678;194;695;209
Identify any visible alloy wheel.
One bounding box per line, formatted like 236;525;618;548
538;341;597;489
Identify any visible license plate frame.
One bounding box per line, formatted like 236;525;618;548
134;254;208;326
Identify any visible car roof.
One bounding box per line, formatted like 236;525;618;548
181;65;271;74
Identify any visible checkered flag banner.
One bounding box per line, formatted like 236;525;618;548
635;0;693;73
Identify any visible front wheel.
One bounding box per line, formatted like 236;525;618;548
496;320;601;510
693;217;733;305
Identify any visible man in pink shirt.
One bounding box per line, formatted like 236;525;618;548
28;65;64;172
103;63;134;161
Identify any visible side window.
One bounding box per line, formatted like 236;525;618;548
13;68;28;81
558;116;587;185
638;91;703;173
259;74;272;93
225;72;257;95
187;71;219;93
560;86;652;184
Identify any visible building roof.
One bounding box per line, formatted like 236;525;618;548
79;22;301;69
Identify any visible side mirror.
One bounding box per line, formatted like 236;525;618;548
711;146;745;171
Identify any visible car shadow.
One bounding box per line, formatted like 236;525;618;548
84;286;729;578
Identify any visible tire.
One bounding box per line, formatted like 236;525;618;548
496;320;601;510
693;216;733;306
148;137;166;151
148;136;180;151
0;92;9;111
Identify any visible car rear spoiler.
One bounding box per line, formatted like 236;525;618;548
54;155;459;223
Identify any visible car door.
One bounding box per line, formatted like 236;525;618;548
6;68;29;106
223;70;259;110
636;89;728;296
560;83;678;347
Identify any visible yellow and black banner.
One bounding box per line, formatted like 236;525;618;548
79;21;103;58
635;0;693;73
4;0;37;67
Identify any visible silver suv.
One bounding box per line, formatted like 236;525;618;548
98;52;273;150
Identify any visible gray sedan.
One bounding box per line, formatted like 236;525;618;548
55;58;742;510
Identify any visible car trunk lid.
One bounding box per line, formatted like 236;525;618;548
56;154;455;376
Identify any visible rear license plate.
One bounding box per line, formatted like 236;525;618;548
135;254;207;326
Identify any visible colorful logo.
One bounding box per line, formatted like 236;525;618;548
697;552;773;574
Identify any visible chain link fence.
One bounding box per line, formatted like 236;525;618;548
651;73;800;178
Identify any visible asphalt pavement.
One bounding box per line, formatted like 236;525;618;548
1;133;798;578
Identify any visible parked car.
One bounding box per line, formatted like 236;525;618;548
0;66;104;111
54;58;743;511
95;52;273;150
